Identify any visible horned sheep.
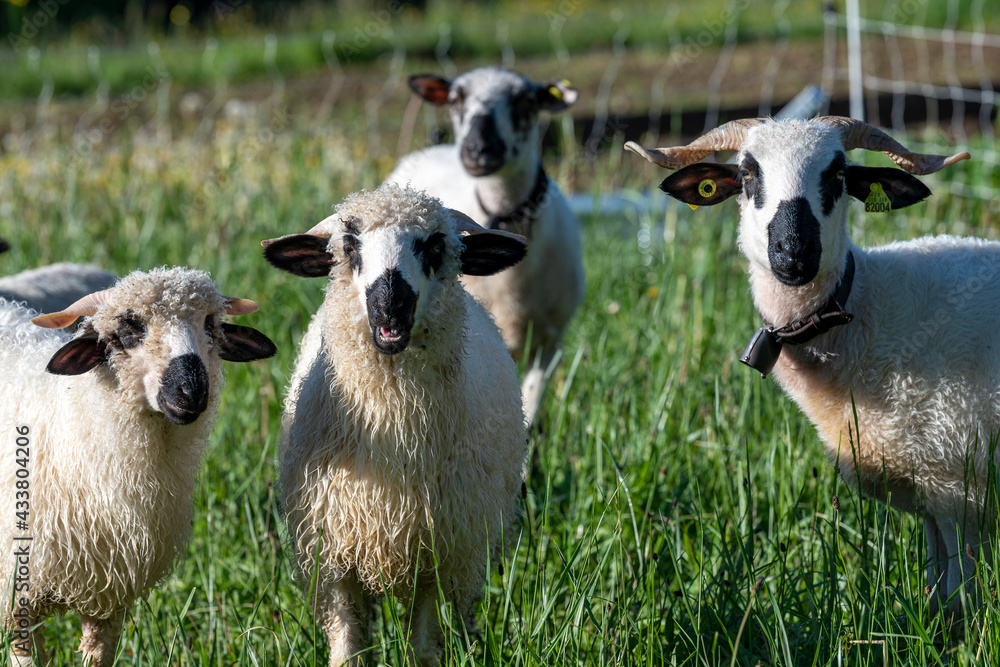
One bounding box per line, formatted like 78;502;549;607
627;117;981;614
386;66;585;426
263;184;527;666
0;267;276;666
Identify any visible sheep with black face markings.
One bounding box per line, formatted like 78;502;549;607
387;66;584;426
627;117;983;615
0;267;276;666
263;184;527;667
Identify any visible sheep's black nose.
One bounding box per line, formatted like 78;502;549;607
461;114;506;176
158;353;210;425
768;198;823;286
366;269;417;355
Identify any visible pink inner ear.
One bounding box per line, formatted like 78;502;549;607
412;78;450;105
224;298;259;316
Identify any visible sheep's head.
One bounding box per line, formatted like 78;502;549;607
408;67;577;177
626;117;970;286
32;267;276;425
263;184;526;355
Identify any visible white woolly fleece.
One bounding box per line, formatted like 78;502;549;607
279;185;526;657
0;267;233;625
386;67;584;426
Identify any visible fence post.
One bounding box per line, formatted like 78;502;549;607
846;0;864;120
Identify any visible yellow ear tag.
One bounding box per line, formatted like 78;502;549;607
698;179;717;198
687;203;699;210
548;86;563;101
864;182;892;213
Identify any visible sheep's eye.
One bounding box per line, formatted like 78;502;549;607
204;314;217;337
343;234;363;272
836;169;845;180
511;94;535;129
449;88;465;115
415;232;447;277
115;315;146;350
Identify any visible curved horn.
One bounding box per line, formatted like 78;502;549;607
224;297;259;315
450;209;488;234
814;116;971;175
624;118;769;169
448;209;526;244
261;214;340;248
31;288;115;329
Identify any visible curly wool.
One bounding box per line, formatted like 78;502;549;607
0;267;229;621
279;186;525;601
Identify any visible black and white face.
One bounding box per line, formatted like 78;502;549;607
341;216;455;355
734;123;851;286
263;202;527;356
39;274;276;425
655;121;932;288
408;67;577;177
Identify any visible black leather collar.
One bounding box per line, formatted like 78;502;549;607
740;252;856;378
475;167;549;235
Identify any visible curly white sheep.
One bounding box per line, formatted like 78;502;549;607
386;66;584;426
263;184;527;666
627;117;981;614
0;267;276;666
0;262;117;315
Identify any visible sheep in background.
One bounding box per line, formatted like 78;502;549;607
386;66;584;426
0;262;117;315
0;267;276;666
263;184;527;666
627;117;980;614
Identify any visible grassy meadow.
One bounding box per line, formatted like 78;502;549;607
3;62;1000;667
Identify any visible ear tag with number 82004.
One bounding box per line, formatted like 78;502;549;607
739;327;783;378
864;183;891;213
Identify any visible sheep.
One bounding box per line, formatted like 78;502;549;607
626;117;983;614
0;262;117;315
0;267;276;666
262;184;527;667
386;66;585;426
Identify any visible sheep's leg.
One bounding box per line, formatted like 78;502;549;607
521;346;558;428
935;516;981;618
408;587;444;667
9;617;45;667
320;575;370;667
78;610;125;667
924;516;947;613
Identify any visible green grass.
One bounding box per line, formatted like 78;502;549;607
1;107;1000;665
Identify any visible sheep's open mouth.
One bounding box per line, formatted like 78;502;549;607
372;325;411;355
160;399;204;425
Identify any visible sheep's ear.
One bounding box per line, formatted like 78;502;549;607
408;74;451;106
460;233;527;276
219;323;277;362
46;324;106;376
658;163;741;206
536;79;579;112
845;166;931;210
263;235;334;278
